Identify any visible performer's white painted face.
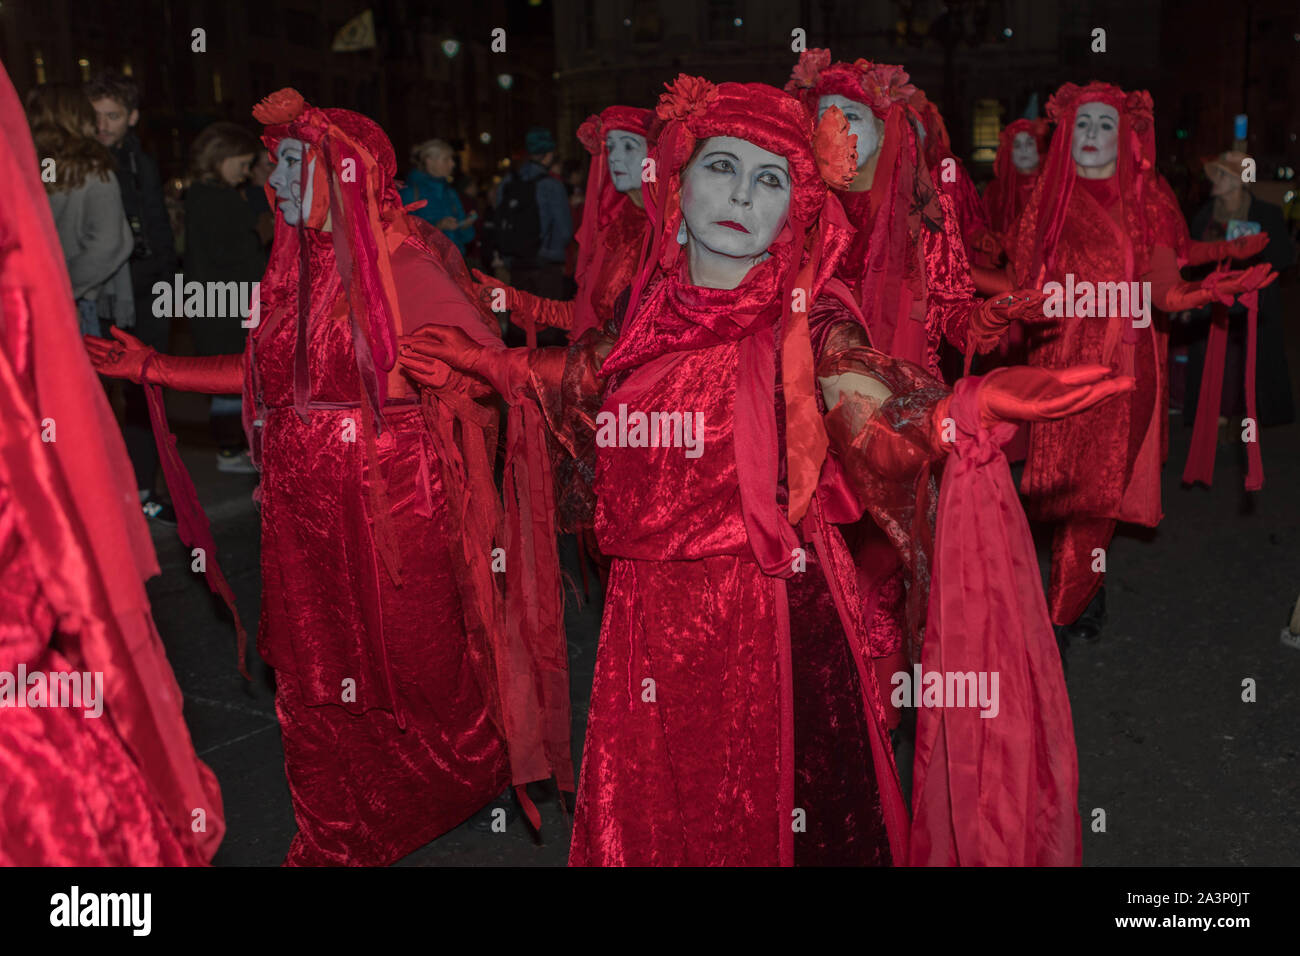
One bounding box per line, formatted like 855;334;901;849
1072;102;1119;172
606;130;648;193
818;94;882;167
1011;131;1040;173
681;136;791;260
268;137;315;227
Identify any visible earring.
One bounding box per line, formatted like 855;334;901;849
676;220;688;245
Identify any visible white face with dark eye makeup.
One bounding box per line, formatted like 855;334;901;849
267;137;315;226
1071;102;1119;173
1011;131;1040;173
680;136;791;262
606;130;648;193
817;94;881;168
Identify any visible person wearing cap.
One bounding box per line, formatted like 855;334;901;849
492;126;573;318
1182;150;1295;443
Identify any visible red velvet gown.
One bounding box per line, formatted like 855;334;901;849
1010;174;1183;624
247;228;510;865
532;256;911;866
1;59;221;865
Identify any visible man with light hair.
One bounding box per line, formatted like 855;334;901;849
400;138;475;255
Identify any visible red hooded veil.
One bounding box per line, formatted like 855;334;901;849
984;117;1050;239
571;105;654;337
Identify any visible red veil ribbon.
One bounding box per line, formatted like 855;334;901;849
572;105;653;337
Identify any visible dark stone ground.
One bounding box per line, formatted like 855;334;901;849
141;290;1300;867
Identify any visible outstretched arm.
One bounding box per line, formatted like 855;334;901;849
85;327;244;394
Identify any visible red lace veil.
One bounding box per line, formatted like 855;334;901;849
1018;81;1163;284
572;105;653;336
987;117;1050;234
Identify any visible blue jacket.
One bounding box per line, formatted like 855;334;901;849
495;161;572;264
400;169;474;255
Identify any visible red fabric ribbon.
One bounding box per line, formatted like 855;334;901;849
140;361;250;680
1183;292;1263;490
911;377;1081;866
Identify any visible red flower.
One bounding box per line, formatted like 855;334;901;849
657;74;718;122
253;88;306;126
862;61;915;105
577;115;604;154
814;105;858;189
785;48;832;92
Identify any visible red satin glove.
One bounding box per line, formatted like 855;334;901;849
1183;233;1270;265
965;288;1051;352
965;364;1134;431
1159;262;1277;311
399;324;531;402
84;326;244;393
470;267;574;331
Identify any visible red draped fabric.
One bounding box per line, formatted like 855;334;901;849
0;60;221;865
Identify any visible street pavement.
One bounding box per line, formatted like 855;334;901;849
143;299;1300;867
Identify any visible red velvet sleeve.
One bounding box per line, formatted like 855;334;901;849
522;328;615;531
820;336;951;649
924;189;980;355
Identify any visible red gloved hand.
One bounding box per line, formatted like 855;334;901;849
1184;233;1270;265
470;267;516;311
973;364;1134;431
1202;262;1278;301
399;325;531;402
965;288;1051;352
470;267;573;331
85;326;152;383
85;327;245;393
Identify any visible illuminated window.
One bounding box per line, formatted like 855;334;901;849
971;99;1002;163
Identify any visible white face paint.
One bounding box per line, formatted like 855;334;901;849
1011;131;1039;173
818;94;881;168
605;130;648;193
267;137;315;227
1072;102;1119;172
680;136;791;262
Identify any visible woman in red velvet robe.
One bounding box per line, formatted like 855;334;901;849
402;76;1133;866
1009;82;1275;641
984;118;1050;249
87;90;571;865
1;60;221;865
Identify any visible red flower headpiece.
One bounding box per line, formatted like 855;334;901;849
657;74;719;123
785;49;915;119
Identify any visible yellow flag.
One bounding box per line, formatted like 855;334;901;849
332;9;376;51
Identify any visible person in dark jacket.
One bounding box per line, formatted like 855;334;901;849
87;70;180;521
184;121;265;473
492;127;572;346
1183;151;1296;437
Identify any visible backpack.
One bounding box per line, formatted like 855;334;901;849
493;169;542;261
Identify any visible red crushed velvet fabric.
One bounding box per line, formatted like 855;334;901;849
557;284;906;866
247;224;512;864
0;60;219;864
